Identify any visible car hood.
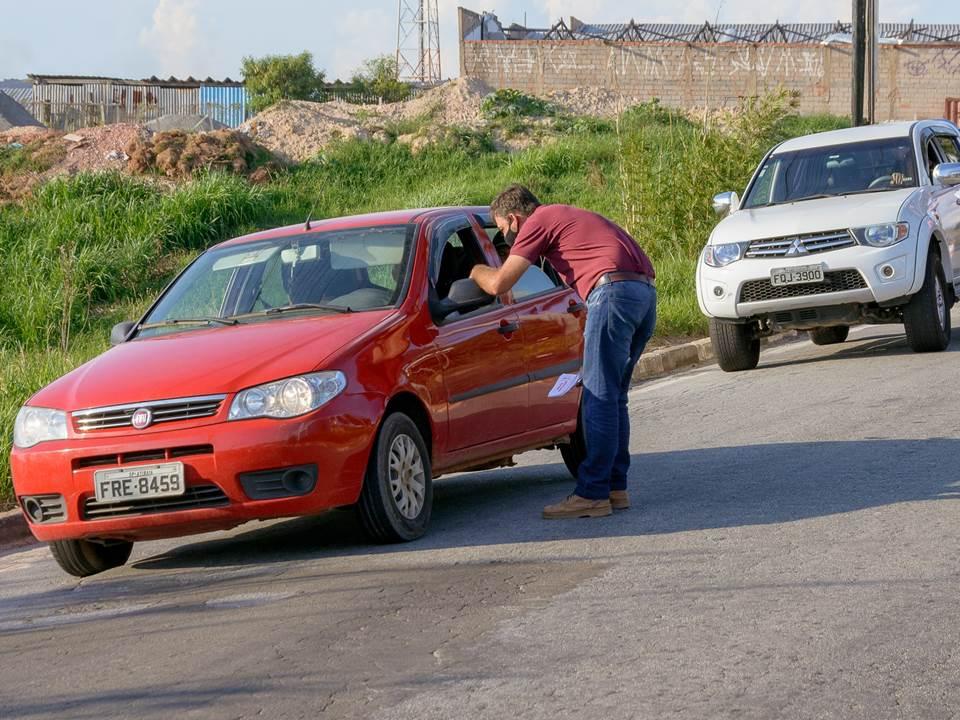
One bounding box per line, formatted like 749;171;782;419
710;189;917;244
31;310;396;411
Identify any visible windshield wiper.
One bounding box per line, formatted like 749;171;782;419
139;316;238;329
235;303;353;318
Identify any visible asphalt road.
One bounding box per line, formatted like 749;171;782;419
3;316;960;719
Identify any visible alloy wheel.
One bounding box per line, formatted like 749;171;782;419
388;434;426;519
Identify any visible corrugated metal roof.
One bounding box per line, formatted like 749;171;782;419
28;75;242;87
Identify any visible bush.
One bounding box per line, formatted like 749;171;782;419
241;52;327;113
481;89;556;119
351;55;411;103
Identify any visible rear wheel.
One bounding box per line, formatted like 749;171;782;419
49;539;133;578
357;412;433;543
810;326;850;345
904;250;952;352
710;318;760;372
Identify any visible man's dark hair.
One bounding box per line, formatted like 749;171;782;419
490;184;541;220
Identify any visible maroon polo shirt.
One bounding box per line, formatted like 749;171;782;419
508;204;655;300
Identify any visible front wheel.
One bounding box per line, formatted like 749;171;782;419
357;412;433;543
810;326;849;345
559;408;586;481
904;250;952;352
49;539;133;577
710;318;760;372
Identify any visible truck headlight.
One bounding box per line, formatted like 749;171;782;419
14;407;68;448
851;222;910;247
229;372;347;420
703;242;748;268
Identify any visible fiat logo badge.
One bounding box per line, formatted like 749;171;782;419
131;408;153;430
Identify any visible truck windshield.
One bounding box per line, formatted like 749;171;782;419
743;137;917;208
138;224;414;337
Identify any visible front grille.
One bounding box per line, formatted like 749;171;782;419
745;230;856;258
73;444;214;471
82;483;229;520
72;394;226;432
739;270;868;303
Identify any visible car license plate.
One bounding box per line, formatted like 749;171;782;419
770;264;825;286
93;462;185;503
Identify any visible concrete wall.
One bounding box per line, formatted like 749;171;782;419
461;35;960;120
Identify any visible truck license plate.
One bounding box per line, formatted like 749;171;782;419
94;462;185;503
770;264;825;286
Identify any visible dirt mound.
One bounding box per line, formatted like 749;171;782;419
126;128;276;178
57;123;148;174
380;77;489;126
145;114;228;133
546;87;645;118
240;100;370;163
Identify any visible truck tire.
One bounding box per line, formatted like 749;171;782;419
357;412;433;543
904;250;952;352
810;326;849;345
710;318;760;372
49;539;133;577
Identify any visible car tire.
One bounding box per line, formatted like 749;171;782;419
710;318;760;372
49;539;133;578
904;250;952;353
809;326;850;345
559;407;586;481
358;412;433;543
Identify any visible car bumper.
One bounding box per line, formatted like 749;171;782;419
10;394;382;543
697;244;917;319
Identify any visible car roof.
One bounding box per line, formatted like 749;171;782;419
774;121;923;154
216;206;490;249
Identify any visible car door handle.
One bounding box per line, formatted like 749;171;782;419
498;321;520;335
566;301;586;314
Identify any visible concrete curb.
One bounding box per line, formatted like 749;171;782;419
632;330;801;383
0;508;34;550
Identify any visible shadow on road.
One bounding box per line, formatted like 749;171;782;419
131;437;960;570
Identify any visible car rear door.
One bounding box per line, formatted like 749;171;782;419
428;216;529;450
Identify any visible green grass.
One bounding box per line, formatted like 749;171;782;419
0;98;848;502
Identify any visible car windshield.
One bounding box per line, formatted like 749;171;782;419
743;137;918;208
138;224;414;337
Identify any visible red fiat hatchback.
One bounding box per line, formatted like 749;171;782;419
11;207;587;576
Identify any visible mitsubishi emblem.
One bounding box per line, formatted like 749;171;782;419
785;238;807;256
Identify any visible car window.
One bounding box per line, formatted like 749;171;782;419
935;135;960;163
432;225;488;301
925;139;944;180
512;265;563;301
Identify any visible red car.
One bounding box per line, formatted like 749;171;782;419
10;207;587;576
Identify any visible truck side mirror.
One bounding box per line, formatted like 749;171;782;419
712;191;740;217
933;162;960;187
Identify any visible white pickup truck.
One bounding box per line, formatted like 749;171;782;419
697;120;960;371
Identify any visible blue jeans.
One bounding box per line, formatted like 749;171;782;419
576;280;657;500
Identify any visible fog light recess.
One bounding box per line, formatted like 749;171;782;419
713;286;725;298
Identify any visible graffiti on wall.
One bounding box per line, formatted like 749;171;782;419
905;49;960;77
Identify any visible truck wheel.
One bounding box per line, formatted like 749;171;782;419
559;408;586;480
358;412;433;543
904;250;952;352
49;539;133;578
810;326;849;345
710;318;760;372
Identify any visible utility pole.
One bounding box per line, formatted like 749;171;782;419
397;0;442;84
851;0;879;125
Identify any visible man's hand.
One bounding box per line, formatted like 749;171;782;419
470;255;531;296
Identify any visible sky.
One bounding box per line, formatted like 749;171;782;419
1;0;958;83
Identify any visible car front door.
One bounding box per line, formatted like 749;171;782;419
428;217;529;451
931;129;960;284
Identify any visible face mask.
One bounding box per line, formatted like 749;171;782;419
504;228;518;246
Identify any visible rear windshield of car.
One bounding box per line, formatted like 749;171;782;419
743;137;918;209
139;224;415;336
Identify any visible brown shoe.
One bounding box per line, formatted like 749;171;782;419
610;490;630;510
543;494;612;519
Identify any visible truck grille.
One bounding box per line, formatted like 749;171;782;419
739;270;868;303
745;230;855;258
72;395;226;431
82;483;229;520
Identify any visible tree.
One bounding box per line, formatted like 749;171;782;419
351;55;411;103
241;52;326;113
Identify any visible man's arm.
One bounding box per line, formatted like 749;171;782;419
470;255;531;296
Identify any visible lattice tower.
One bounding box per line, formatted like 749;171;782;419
396;0;441;83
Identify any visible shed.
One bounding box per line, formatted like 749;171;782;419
0;90;43;131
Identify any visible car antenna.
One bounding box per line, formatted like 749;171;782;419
304;205;317;231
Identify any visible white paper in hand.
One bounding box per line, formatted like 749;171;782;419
548;373;581;398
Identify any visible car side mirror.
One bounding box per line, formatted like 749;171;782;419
439;279;495;319
110;321;137;345
712;191;740;216
933;162;960;187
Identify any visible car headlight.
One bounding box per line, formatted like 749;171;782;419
14;407;68;448
851;222;910;248
703;242;748;268
228;372;347;420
